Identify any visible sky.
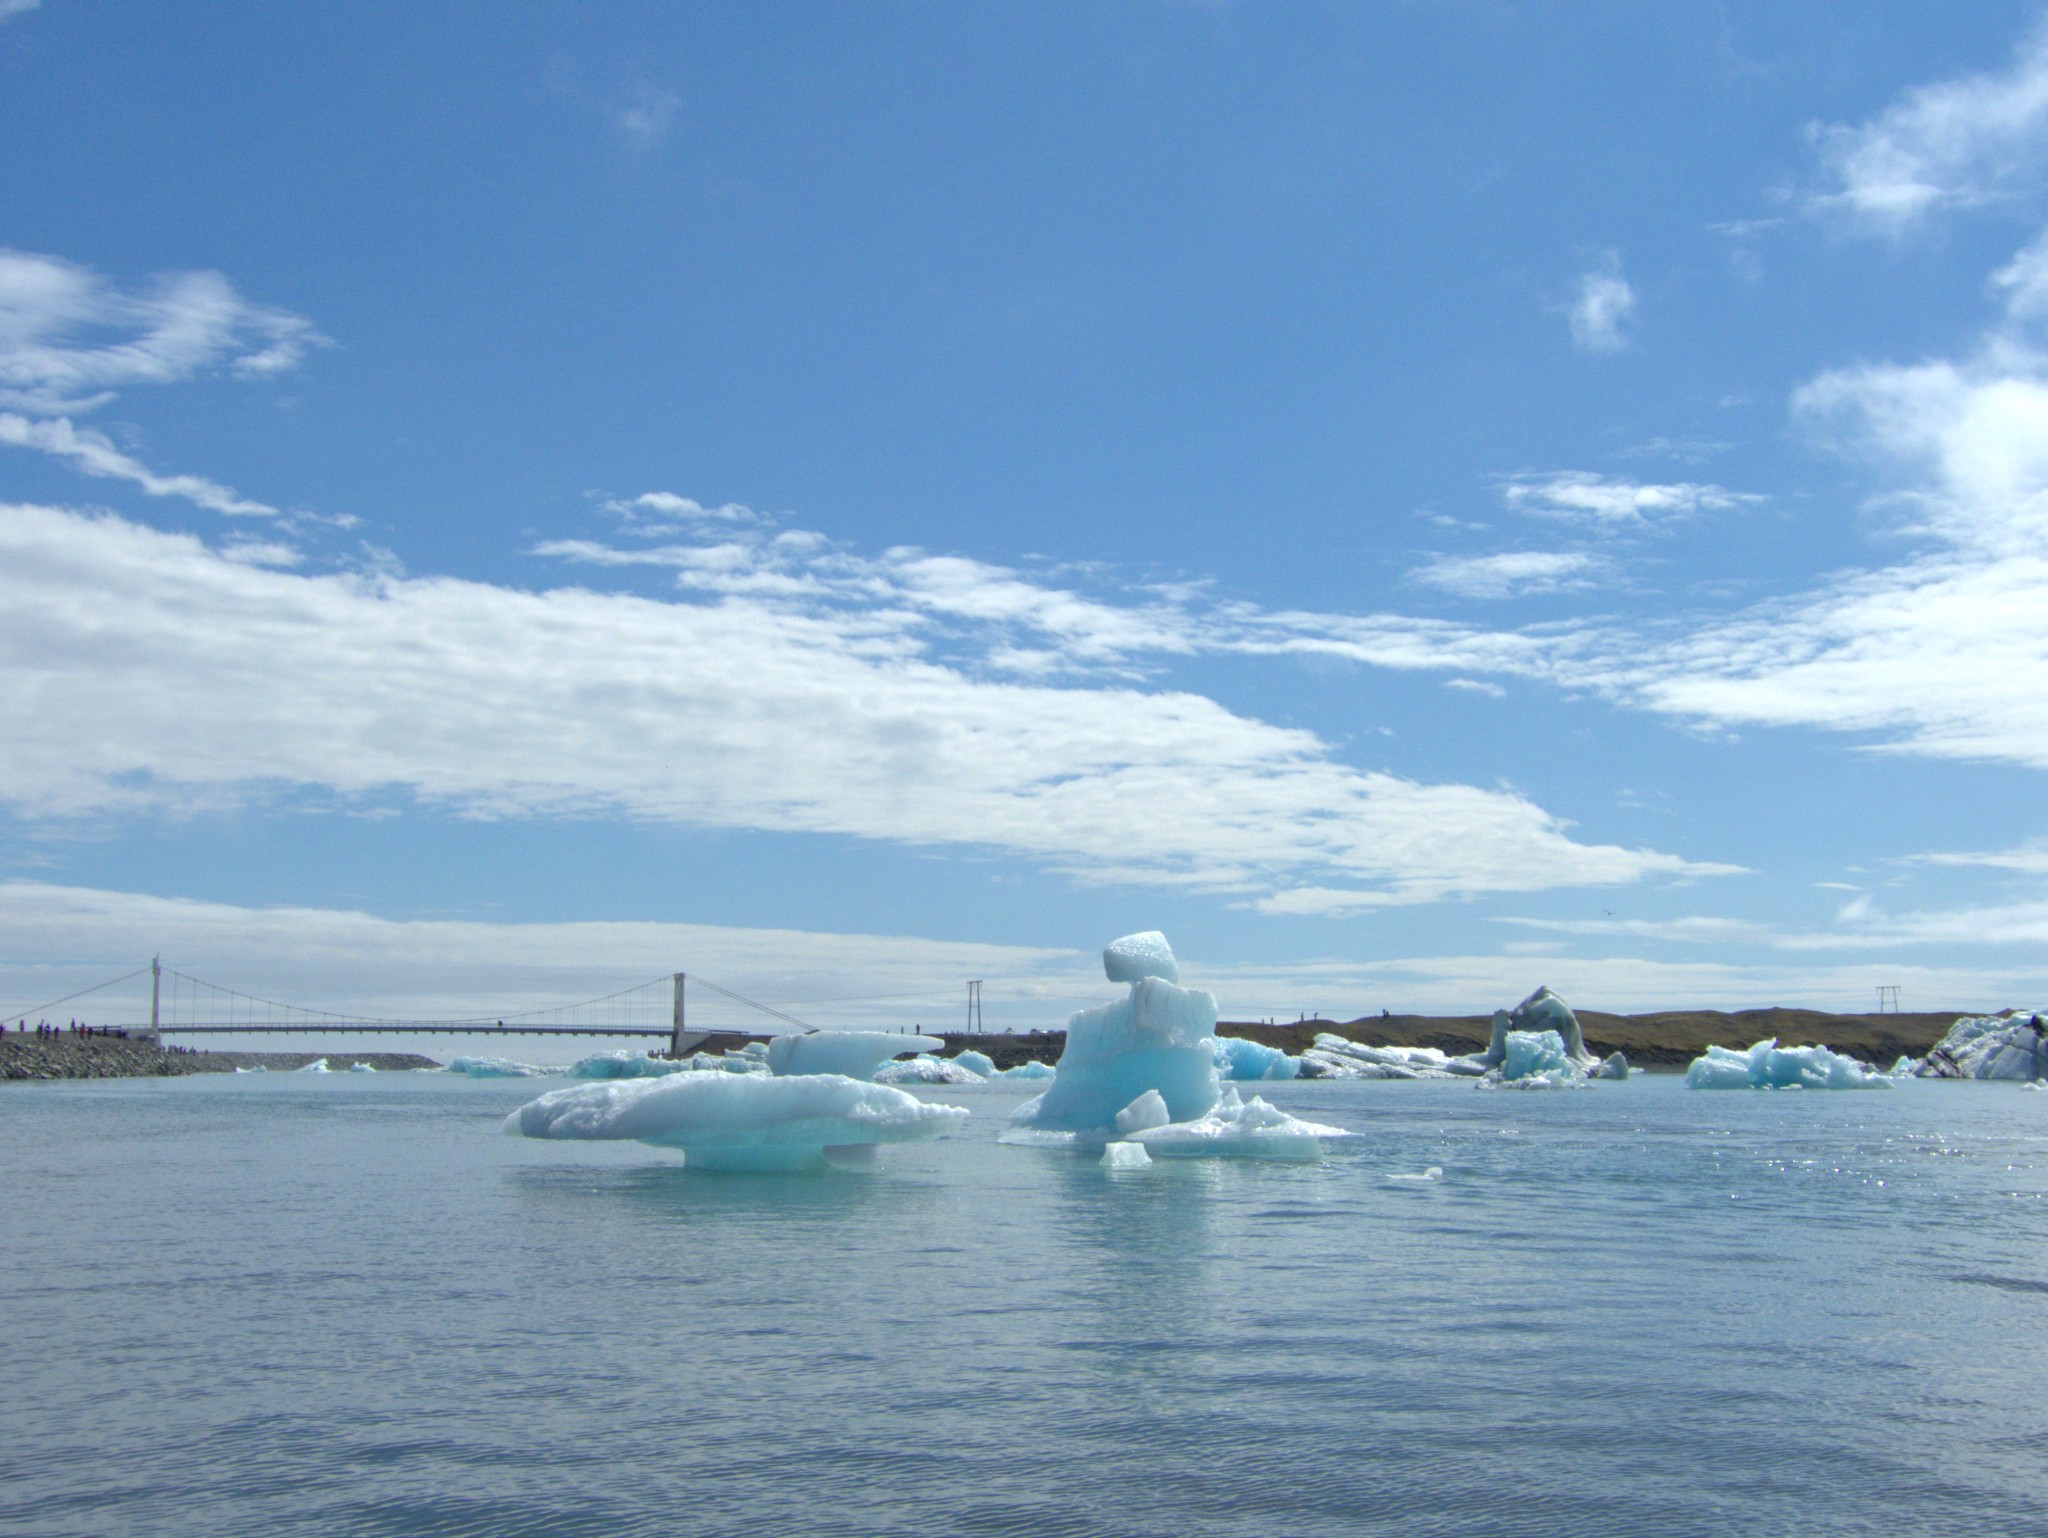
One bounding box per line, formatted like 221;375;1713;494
4;1;2048;1039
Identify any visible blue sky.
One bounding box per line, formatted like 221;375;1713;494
4;1;2048;1033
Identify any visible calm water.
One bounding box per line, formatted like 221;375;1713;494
3;1071;2046;1537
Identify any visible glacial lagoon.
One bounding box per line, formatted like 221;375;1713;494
4;1069;2048;1537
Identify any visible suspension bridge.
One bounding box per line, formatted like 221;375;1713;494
0;960;834;1058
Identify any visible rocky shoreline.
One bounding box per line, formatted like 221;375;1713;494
0;1036;441;1081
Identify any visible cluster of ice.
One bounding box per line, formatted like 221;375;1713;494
1909;1012;2048;1081
506;1072;968;1171
1010;932;1222;1136
1211;1036;1301;1081
767;1032;939;1081
1119;1086;1348;1161
1684;1039;1894;1091
446;1056;556;1078
1296;988;1626;1087
1300;1036;1471;1080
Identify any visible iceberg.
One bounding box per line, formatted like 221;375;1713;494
997;1060;1056;1081
952;1050;997;1079
297;1058;329;1074
1299;1035;1466;1080
446;1056;554;1078
348;1062;377;1074
1128;1087;1349;1161
233;1064;266;1074
766;1031;941;1080
1211;1035;1302;1081
1915;1012;2048;1080
873;1054;986;1086
569;1050;694;1080
1476;987;1599;1072
1010;931;1220;1136
506;1072;968;1171
1476;1029;1588;1088
1684;1039;1893;1091
1297;987;1626;1085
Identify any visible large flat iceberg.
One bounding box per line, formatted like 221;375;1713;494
1685;1039;1893;1091
1912;1012;2048;1081
1010;932;1220;1136
506;1072;969;1171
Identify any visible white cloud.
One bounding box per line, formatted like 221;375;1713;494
1500;471;1758;527
1409;549;1607;599
1992;227;2048;319
0;249;323;415
1565;254;1635;353
0;412;276;516
615;85;681;151
0;1;40;21
1912;838;2048;874
4;880;2028;1031
1502;893;2048;953
1811;20;2048;231
0;502;1719;907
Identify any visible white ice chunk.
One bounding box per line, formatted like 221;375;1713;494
1010;968;1220;1135
1100;1141;1153;1169
506;1072;969;1171
297;1058;329;1073
766;1031;941;1080
1684;1038;1893;1091
233;1064;266;1074
1298;1035;1466;1080
997;1060;1056;1081
1114;1089;1172;1134
953;1050;997;1078
873;1054;986;1085
1916;1012;2048;1080
1103;930;1180;985
1478;1029;1587;1086
348;1062;376;1074
1129;1087;1348;1161
1386;1166;1443;1184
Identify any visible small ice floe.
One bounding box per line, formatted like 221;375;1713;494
1910;1012;2048;1081
997;1060;1056;1081
952;1050;997;1079
766;1031;941;1081
1128;1087;1349;1162
506;1072;968;1172
1386;1166;1444;1184
348;1062;376;1074
1684;1039;1892;1091
873;1054;986;1086
446;1056;555;1078
233;1065;266;1074
1100;1141;1153;1169
297;1058;330;1073
1299;1037;1463;1080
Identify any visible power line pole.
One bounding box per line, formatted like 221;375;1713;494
967;980;982;1034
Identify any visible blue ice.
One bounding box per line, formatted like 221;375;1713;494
1211;1036;1301;1081
446;1056;555;1078
1685;1039;1894;1091
1009;932;1220;1136
767;1031;939;1080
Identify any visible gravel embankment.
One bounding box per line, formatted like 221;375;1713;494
1;1037;441;1080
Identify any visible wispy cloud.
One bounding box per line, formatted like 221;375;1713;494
1565;253;1635;353
0;249;321;516
615;84;682;151
1409;549;1608;599
1911;838;2048;874
0;413;275;516
0;1;41;23
1810;19;2048;232
1500;471;1758;527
